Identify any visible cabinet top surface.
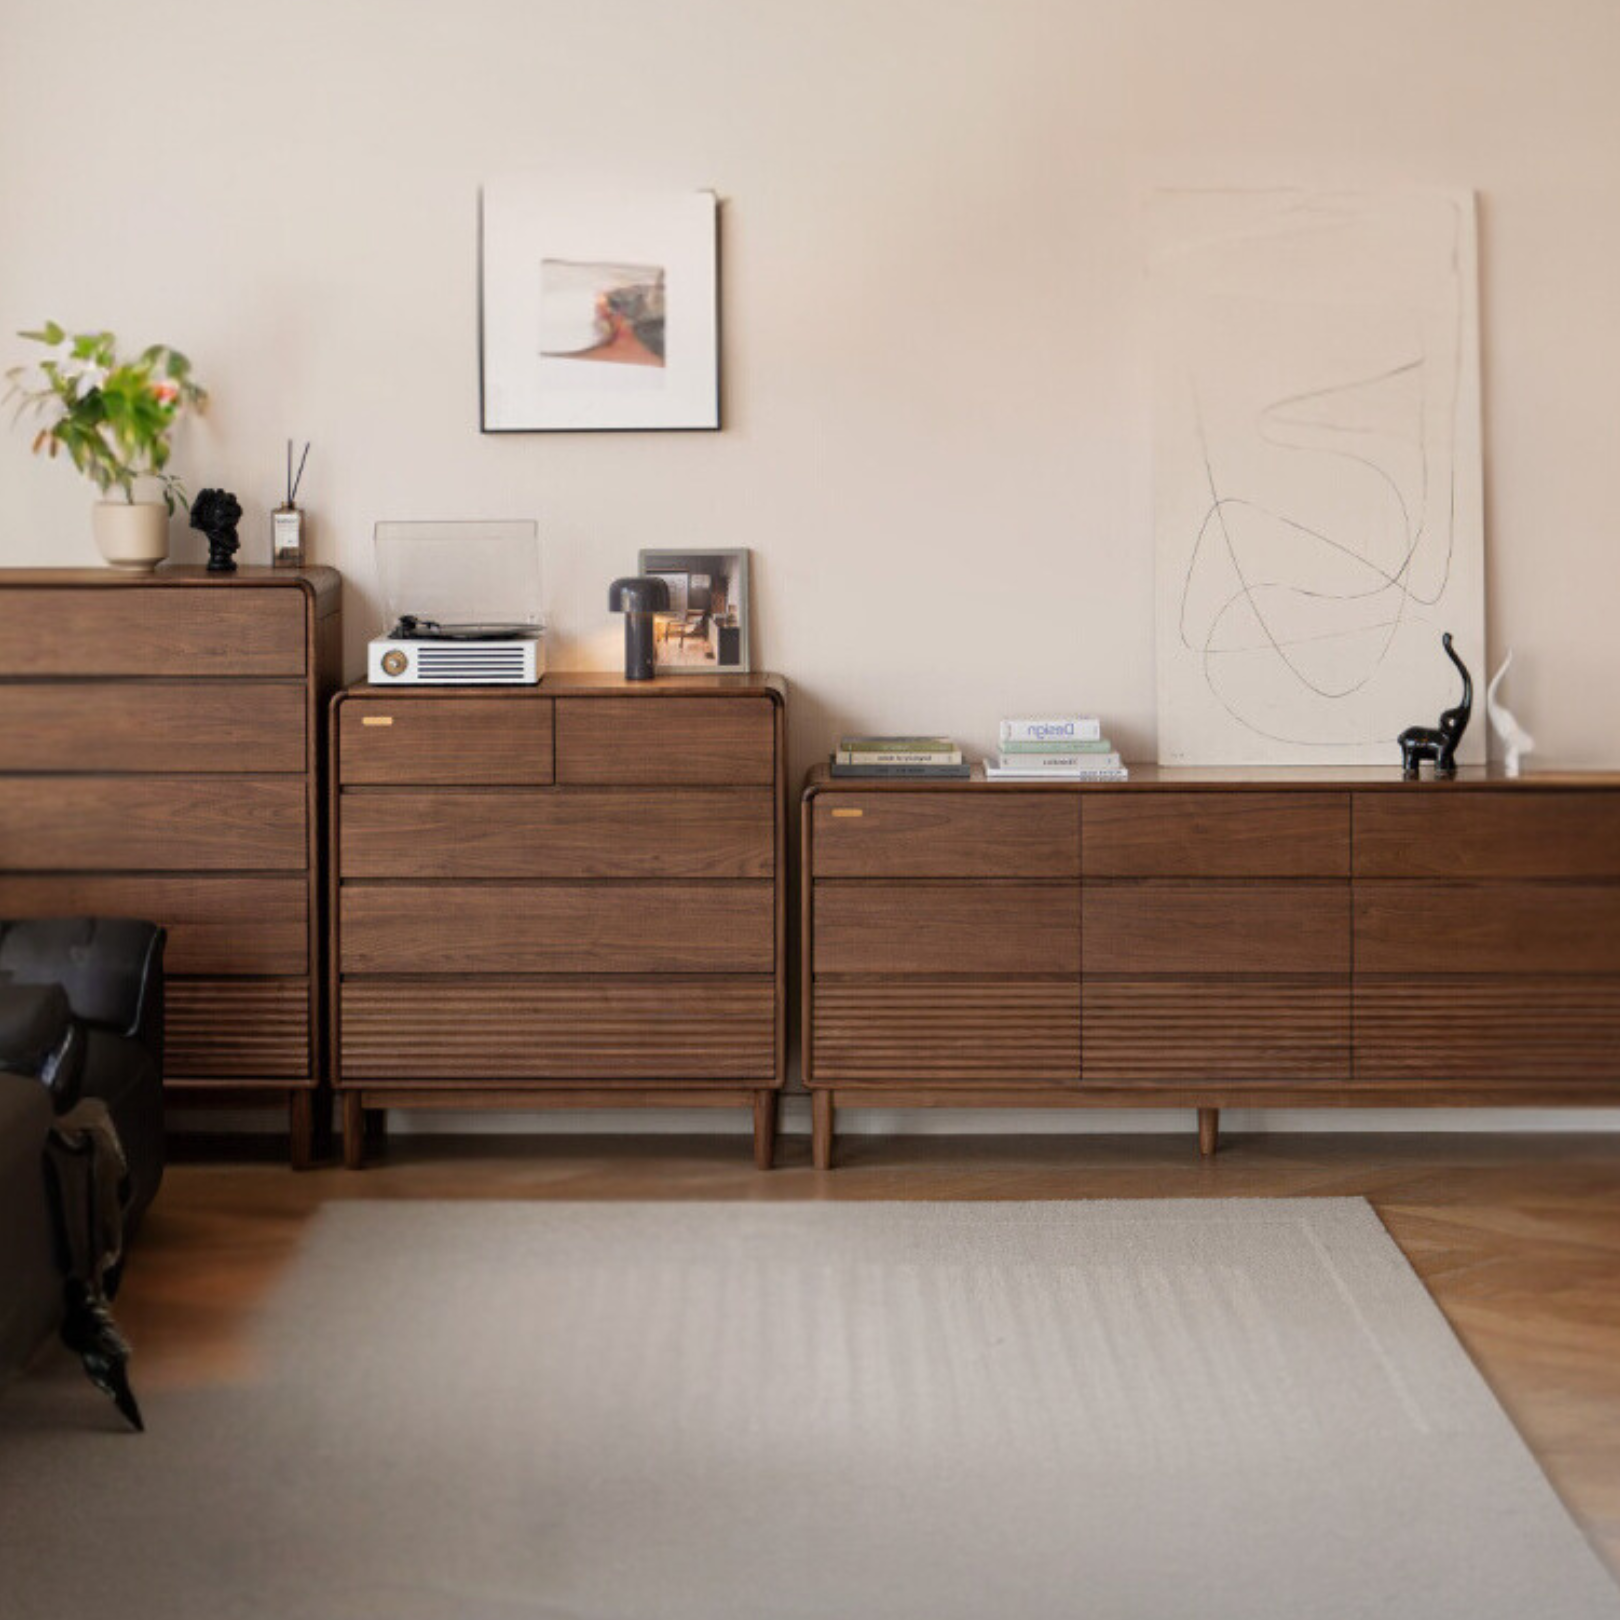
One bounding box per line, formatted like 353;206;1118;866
804;762;1620;794
342;671;785;700
0;565;339;590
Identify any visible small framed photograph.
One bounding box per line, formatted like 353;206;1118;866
480;181;720;433
638;548;751;674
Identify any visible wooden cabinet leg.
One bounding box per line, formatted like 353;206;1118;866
812;1090;835;1171
1198;1107;1220;1158
288;1089;314;1171
342;1092;367;1170
752;1090;778;1170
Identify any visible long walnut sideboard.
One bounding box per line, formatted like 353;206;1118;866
802;764;1620;1168
0;567;342;1166
330;673;787;1167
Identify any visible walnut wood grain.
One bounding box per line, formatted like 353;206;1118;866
1355;979;1620;1082
811;792;1079;878
812;978;1080;1080
813;881;1081;975
1082;881;1351;975
339;788;774;879
340;976;775;1080
0;776;307;871
338;695;553;785
0;682;307;774
340;881;775;974
1081;979;1350;1081
554;697;774;785
166;978;311;1079
1082;793;1350;877
0;875;307;974
1354;881;1620;975
0;588;306;676
1354;792;1620;878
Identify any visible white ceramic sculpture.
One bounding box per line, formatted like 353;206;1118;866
1486;649;1536;778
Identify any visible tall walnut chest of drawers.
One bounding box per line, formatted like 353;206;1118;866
0;567;343;1166
802;765;1620;1167
330;674;787;1167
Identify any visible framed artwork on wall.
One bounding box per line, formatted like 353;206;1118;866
480;182;720;433
638;548;751;673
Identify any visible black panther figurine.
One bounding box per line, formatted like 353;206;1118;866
191;487;243;573
1398;632;1472;779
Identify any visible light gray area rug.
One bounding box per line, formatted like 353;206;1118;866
2;1199;1617;1620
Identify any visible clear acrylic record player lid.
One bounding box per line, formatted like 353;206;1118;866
374;520;544;634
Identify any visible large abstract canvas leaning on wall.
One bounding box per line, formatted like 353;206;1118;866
1151;189;1484;766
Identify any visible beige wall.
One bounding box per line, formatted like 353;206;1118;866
3;0;1617;770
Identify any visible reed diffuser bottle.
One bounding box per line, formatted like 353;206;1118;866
272;439;310;567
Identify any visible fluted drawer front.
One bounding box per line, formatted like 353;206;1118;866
1082;980;1350;1082
0;874;307;974
0;778;307;871
341;976;775;1081
0;588;305;677
340;788;773;879
0;682;306;774
341;882;774;974
813;979;1080;1081
1355;980;1620;1082
167;979;310;1079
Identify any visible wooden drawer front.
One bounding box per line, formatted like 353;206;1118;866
339;697;553;785
814;882;1080;976
555;698;774;785
812;793;1079;878
167;979;310;1079
0;682;306;774
1083;794;1349;877
0;778;306;871
0;875;307;975
341;976;775;1081
1354;792;1620;879
1082;883;1350;976
0;588;305;677
1355;980;1620;1083
341;882;773;974
1355;882;1620;975
341;788;774;880
812;978;1079;1081
1082;981;1349;1082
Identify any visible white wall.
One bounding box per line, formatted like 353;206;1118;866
4;0;1619;1135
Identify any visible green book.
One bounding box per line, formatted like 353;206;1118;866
838;736;959;754
1000;737;1113;754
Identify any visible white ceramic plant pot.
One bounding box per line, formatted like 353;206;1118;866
91;500;169;572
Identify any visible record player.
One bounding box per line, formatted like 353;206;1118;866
366;520;546;685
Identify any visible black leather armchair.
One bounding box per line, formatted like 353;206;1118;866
0;919;165;1419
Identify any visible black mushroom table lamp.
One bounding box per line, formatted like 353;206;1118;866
608;576;671;681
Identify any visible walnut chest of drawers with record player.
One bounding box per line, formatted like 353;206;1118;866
0;567;343;1166
329;673;788;1167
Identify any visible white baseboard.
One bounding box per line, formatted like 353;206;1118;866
168;1098;1620;1138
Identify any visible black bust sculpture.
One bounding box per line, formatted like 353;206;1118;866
191;487;243;573
1398;632;1473;779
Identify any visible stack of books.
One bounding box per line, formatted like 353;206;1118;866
985;716;1129;781
830;736;971;779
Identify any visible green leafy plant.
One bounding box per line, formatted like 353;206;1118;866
5;322;207;513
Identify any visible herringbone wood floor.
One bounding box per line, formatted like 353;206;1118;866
119;1129;1620;1576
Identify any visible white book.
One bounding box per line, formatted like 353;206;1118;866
985;762;1129;782
999;716;1102;745
996;751;1121;773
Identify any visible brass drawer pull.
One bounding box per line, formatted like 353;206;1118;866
831;807;864;818
361;715;394;728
